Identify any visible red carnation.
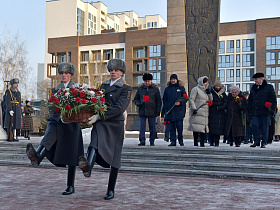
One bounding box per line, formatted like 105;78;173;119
183;94;189;100
70;88;74;91
54;108;60;113
143;95;150;103
80;91;86;98
265;102;272;108
81;98;87;104
91;98;97;103
65;104;71;110
162;122;167;125
99;107;104;112
57;90;62;95
206;100;213;106
100;97;105;102
51;93;54;96
63;90;67;95
75;97;81;102
54;99;59;104
72;89;78;95
97;91;101;96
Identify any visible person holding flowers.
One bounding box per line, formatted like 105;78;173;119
208;79;227;147
188;76;213;147
26;63;84;195
162;74;188;146
225;86;247;147
78;58;132;200
134;73;162;146
248;72;277;148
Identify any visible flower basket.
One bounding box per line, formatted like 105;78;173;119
62;110;96;123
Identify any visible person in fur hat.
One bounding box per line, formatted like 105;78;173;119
163;74;188;146
3;78;21;141
78;58;132;200
134;73;162;146
208;78;227;147
26;62;84;195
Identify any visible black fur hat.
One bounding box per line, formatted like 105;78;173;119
143;73;153;81
58;63;75;75
107;59;126;73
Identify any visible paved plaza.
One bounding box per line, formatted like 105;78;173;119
1;133;280;209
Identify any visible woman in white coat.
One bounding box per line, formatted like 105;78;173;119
188;76;213;147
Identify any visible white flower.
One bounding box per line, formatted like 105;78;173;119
89;91;95;96
65;92;70;97
65;88;70;91
82;83;89;89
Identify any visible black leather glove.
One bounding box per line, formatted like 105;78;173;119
193;110;198;115
205;88;211;94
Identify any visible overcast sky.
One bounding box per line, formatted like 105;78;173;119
0;0;280;79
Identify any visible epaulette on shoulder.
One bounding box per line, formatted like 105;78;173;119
124;83;131;87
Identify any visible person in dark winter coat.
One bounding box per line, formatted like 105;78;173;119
26;63;84;195
4;78;22;141
163;74;188;146
248;73;277;148
243;91;253;144
78;58;132;200
225;86;248;147
22;100;34;140
208;79;227;147
134;73;162;146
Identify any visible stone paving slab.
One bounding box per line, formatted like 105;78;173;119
0;165;280;209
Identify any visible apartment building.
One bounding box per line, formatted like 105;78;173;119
44;0;167;81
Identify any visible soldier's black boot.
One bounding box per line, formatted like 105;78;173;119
26;143;48;167
62;166;76;195
78;146;96;178
104;167;119;200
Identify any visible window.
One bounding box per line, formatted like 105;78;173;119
266;67;280;80
150;72;165;84
57;52;66;63
149;59;157;70
218;69;225;82
242;54;254;67
266;36;280;50
158;58;166;70
236;69;240;82
147;22;151;28
149;45;161;57
242;39;254;52
236;54;240;67
143;24;146;28
77;8;85;36
80;64;87;74
242;69;254;82
154;22;157;28
242;83;253;92
103;50;113;60
116;49;124;59
236;40;240;53
219;41;225;53
266;52;276;65
227;40;234;53
136;48;145;58
80;51;89;62
278;83;280;95
68;52;71;62
92;51;101;61
136;75;143;85
279;52;280;64
136;62;142;71
218;55;234;67
226;69;234;82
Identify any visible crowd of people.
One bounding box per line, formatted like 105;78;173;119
134;72;278;148
0;78;34;141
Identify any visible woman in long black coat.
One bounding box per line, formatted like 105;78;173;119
225;86;248;147
208;79;227;147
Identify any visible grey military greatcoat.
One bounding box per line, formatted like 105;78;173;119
41;80;84;167
89;77;132;169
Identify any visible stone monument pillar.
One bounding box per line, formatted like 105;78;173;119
186;0;220;91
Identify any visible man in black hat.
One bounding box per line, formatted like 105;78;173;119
26;62;84;195
134;73;162;146
3;78;21;141
248;72;276;148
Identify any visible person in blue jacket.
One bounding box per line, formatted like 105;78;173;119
163;74;188;146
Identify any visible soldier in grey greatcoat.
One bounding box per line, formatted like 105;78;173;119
4;78;21;141
78;58;132;200
26;63;84;195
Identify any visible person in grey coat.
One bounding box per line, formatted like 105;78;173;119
188;76;213;147
78;58;132;200
26;63;84;195
3;78;22;141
